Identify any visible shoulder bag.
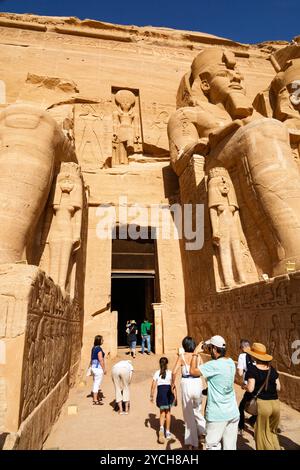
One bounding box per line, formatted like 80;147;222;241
244;367;271;416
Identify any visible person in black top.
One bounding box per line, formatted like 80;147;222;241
236;339;256;433
246;343;281;450
126;320;138;358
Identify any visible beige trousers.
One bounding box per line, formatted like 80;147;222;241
112;366;131;403
255;399;280;450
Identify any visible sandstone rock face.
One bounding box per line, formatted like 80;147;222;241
0;11;299;448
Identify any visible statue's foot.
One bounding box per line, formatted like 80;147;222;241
221;283;235;290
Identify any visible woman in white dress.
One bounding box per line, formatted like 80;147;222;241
172;336;206;449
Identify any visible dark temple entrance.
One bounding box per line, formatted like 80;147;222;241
111;226;158;348
111;275;155;346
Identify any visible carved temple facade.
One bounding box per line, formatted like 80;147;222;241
0;12;299;448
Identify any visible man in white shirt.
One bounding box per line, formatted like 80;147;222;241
237;339;256;432
111;360;134;415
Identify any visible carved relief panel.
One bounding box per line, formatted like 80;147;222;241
74;101;112;171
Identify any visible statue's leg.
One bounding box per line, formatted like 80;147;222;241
57;240;73;291
219;238;235;288
231;239;246;284
120;142;128;164
112;143;118;166
48;240;60;286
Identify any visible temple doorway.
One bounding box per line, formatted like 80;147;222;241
111;275;155;346
111;226;159;349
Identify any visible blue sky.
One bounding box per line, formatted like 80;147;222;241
0;0;299;44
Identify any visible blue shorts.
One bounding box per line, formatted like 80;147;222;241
129;341;136;349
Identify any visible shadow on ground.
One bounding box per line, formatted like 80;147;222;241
279;434;300;450
0;433;8;450
145;413;185;449
237;433;254;451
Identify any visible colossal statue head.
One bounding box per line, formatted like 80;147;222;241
258;44;300;123
191;48;246;105
272;58;300;111
176;47;252;118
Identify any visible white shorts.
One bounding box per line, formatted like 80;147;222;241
91;367;104;393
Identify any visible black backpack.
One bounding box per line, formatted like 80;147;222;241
245;353;254;370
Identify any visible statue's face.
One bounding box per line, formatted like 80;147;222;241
115;90;135;112
218;176;230;195
120;99;132;112
286;80;300;109
59;174;74;193
202;65;245;104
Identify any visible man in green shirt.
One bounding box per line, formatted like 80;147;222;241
141;319;152;354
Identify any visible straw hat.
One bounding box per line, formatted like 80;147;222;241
246;343;273;362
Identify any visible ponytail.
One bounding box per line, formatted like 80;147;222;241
159;357;168;380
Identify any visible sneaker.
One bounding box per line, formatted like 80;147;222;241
165;431;172;440
158;430;165;444
146;352;151;355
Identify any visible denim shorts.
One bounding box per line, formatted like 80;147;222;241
129;341;136;349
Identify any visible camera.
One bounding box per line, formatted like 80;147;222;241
202;342;210;353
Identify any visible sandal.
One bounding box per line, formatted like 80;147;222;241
93;400;103;405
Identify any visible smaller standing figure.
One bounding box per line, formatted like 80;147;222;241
112;89;141;165
150;357;177;444
245;343;281;450
237;339;256;434
48;162;83;292
172;336;206;449
208;167;246;289
89;335;106;405
111;360;134;415
141;318;153;355
126;320;138;359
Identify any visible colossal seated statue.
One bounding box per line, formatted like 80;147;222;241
168;47;300;277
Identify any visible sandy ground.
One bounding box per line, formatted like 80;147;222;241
44;349;300;450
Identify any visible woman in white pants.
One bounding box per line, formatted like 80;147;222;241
90;335;106;405
111;360;134;415
172;337;206;449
